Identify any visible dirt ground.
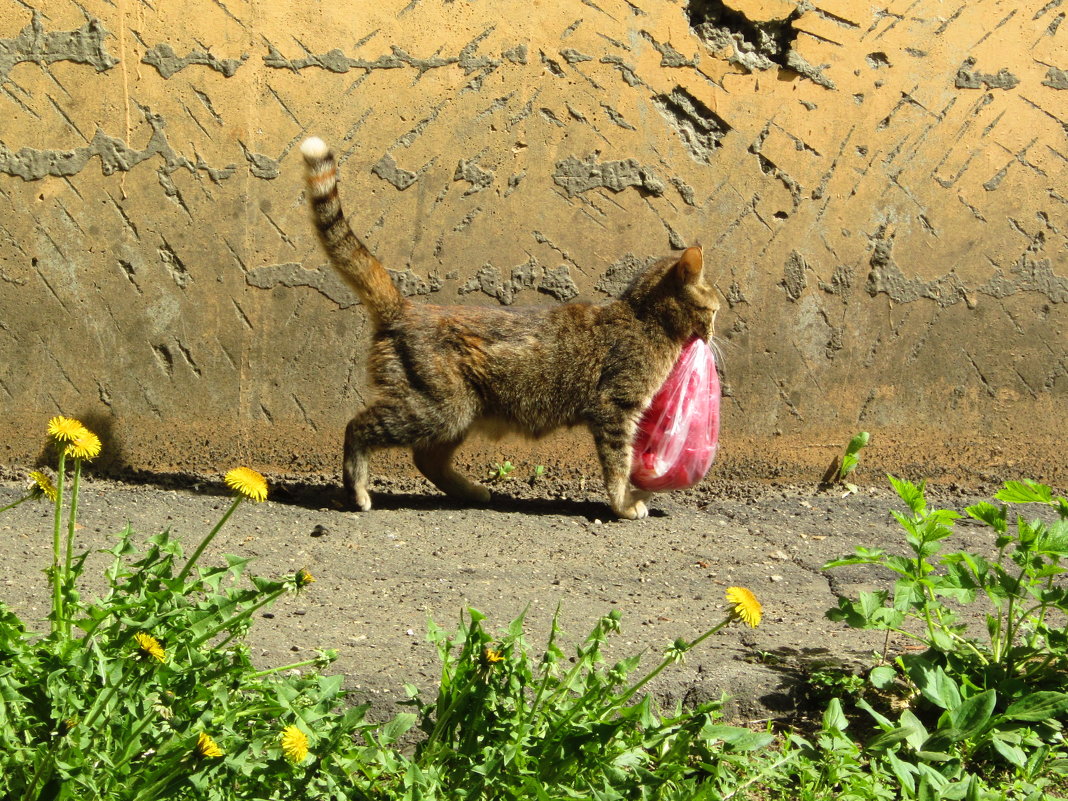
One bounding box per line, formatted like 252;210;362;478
0;469;1008;725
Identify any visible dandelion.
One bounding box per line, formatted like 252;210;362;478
295;568;315;588
194;731;223;758
477;646;505;676
725;586;762;628
47;416;89;443
134;632;167;663
224;467;268;502
177;467;267;584
280;725;309;763
65;431;102;461
28;471;58;502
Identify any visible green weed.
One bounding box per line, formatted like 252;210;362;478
0;416;780;800
824;477;1068;798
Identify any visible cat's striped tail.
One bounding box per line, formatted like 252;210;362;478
300;137;404;327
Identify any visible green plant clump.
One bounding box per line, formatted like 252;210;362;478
0;416;784;800
824;477;1068;798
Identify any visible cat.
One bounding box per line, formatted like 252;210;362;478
300;137;719;519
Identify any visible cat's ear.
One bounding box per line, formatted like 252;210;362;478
675;246;704;284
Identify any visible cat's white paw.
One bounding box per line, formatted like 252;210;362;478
454;482;491;504
354;490;372;512
614;499;649;520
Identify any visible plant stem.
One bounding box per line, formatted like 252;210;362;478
618;616;731;706
51;450;67;636
176;496;242;584
0;493;32;514
722;750;797;800
248;657;321;678
190;586;287;647
61;458;83;637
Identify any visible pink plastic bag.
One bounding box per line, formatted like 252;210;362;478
630;337;720;492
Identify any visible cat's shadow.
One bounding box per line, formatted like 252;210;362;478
269;481;667;522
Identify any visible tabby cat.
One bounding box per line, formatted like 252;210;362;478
300;137;719;519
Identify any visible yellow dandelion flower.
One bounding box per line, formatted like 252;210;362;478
483;648;504;663
224;467;268;502
194;731;223;758
47;416;89;443
28;471;58;502
280;725;309;763
725;587;762;628
134;632;166;663
295;568;315;588
65;431;102;461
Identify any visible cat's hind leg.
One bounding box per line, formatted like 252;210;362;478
343;400;436;511
412;440;491;504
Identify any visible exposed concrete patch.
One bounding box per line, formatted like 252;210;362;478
247;263;442;307
640;30;698;68
818;264;854;295
866;237;1068;306
782;250;807;301
652;86;731;164
0;11;117;84
538;265;580;301
262;29;503;77
453;158;495;195
687;0;836;88
239;143;281;179
0;109;227;182
552;154;664;197
1042;66;1068;90
142;44;248;78
247;263;357;307
594;253;658;296
372;154;419;190
954;58;1020;90
458;258;578;304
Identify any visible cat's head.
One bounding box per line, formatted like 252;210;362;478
622;246;720;342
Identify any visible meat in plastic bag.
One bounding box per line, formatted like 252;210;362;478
630;337;720;492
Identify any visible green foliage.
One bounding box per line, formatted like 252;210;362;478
488;460;516;482
0;422;781;799
838;432;871;483
7;422;1068;799
824;477;1068;798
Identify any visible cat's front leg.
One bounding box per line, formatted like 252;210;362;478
590;419;649;520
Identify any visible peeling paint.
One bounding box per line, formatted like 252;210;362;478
142;44;247;78
867;238;1068;306
955;58;1020;90
0;11;117;84
0;109;230;182
782;250;807;301
372;153;418;190
652;86;730;164
552;154;664;197
247;263;442;307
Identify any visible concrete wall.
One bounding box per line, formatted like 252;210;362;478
0;0;1064;486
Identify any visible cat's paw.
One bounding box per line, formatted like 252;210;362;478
353;490;372;512
613;499;649;520
455;482;491;505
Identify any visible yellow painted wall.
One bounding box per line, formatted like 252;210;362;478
0;0;1064;485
